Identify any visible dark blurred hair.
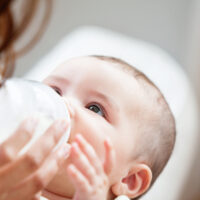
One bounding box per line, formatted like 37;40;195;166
0;0;52;83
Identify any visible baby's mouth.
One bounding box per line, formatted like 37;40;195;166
42;189;72;200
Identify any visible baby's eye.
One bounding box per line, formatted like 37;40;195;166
51;86;62;96
86;103;105;117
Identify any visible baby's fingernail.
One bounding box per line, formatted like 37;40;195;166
55;119;68;131
104;138;112;147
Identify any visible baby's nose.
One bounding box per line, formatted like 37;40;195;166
62;97;77;144
62;97;76;119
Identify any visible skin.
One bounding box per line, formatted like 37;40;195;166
0;118;70;200
42;56;152;199
0;56;152;200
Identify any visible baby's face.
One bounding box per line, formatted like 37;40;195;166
43;56;144;199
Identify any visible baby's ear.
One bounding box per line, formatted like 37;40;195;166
111;164;152;199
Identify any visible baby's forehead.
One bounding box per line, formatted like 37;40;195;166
54;57;139;92
55;57;136;82
55;56;118;74
52;56;149;112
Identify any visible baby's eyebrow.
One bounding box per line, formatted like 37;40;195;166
47;75;70;86
89;90;119;112
46;75;119;112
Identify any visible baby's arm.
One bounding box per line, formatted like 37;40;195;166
67;134;115;200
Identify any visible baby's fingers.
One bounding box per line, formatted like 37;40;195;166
75;134;103;175
70;142;97;185
67;164;92;194
104;138;115;175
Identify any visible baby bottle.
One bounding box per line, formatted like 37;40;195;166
0;78;71;153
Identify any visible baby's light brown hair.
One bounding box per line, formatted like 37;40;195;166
92;55;176;198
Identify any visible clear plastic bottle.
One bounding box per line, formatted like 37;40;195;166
0;78;71;154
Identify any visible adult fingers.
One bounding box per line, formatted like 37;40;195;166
0;118;38;166
2;143;71;200
0;119;69;193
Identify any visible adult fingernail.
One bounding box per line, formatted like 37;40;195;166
58;144;71;158
55;119;68;131
24;117;38;132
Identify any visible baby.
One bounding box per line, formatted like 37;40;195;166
42;55;176;200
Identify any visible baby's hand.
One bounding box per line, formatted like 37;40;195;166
67;134;115;200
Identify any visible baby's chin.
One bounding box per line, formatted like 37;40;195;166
43;158;75;199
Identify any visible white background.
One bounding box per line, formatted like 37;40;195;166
14;0;199;78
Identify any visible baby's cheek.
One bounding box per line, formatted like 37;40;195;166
112;131;131;166
69;104;111;161
82;129;105;161
46;159;75;197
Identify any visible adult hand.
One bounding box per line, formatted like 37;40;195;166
0;118;71;200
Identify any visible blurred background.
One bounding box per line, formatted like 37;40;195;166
10;0;200;199
14;0;200;100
